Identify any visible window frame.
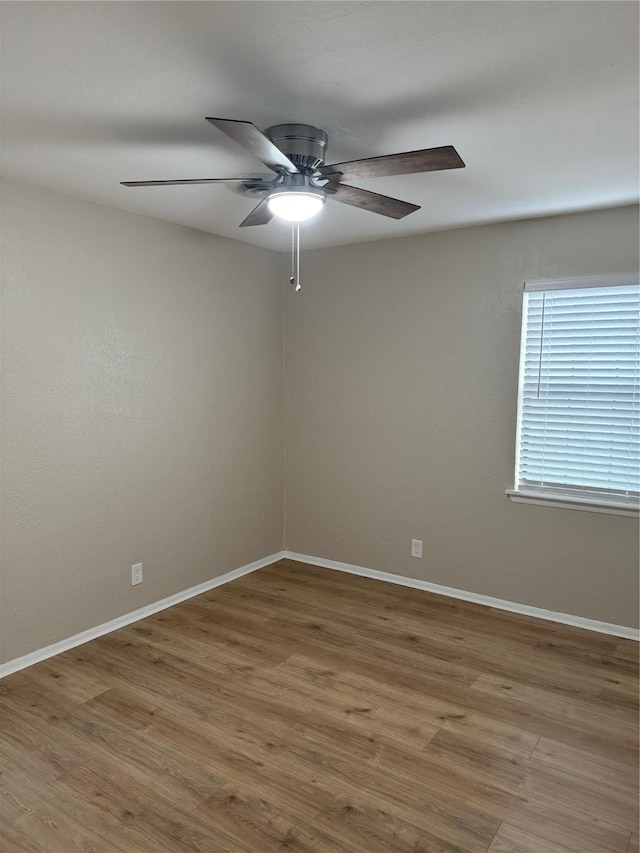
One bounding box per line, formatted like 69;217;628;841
507;273;639;518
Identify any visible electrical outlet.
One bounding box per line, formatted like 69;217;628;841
411;539;423;559
131;563;143;585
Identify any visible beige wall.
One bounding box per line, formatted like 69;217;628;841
285;205;640;628
1;179;284;662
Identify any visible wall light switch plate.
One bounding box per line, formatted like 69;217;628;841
411;539;423;559
131;563;143;585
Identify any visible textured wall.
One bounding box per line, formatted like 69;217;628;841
284;205;640;628
1;179;283;662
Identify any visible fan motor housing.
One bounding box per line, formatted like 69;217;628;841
265;124;328;171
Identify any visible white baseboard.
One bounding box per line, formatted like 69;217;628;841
4;547;636;678
283;551;639;641
0;551;286;679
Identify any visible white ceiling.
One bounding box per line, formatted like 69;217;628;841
1;2;638;252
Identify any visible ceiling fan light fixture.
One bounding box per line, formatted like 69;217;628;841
267;189;325;222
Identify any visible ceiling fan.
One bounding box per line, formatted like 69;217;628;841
121;118;465;227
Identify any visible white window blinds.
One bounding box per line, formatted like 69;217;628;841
515;276;639;508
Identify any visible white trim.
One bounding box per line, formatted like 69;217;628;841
0;551;286;678
283;551;639;641
513;287;530;491
4;547;636;678
524;273;638;292
506;488;639;518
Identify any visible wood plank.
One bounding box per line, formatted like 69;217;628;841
18;654;113;703
424;728;638;831
376;739;629;853
309;798;471;853
1;762;134;853
472;672;639;736
428;623;632;698
488;823;578;853
194;789;352;853
614;639;639;662
53;762;252;853
530;736;638;791
277;652;540;756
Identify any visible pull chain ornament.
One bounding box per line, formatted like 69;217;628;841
290;222;301;292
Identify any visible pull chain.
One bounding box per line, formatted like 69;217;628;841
290;222;301;292
295;222;300;291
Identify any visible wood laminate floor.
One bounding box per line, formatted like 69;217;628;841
1;558;638;853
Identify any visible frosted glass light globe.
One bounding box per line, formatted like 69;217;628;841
267;191;324;222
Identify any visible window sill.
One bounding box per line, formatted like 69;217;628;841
506;489;639;518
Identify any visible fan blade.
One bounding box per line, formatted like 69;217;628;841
121;178;260;186
239;198;274;228
319;145;464;181
326;182;419;219
206;117;299;175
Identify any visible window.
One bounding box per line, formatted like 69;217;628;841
508;274;639;516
